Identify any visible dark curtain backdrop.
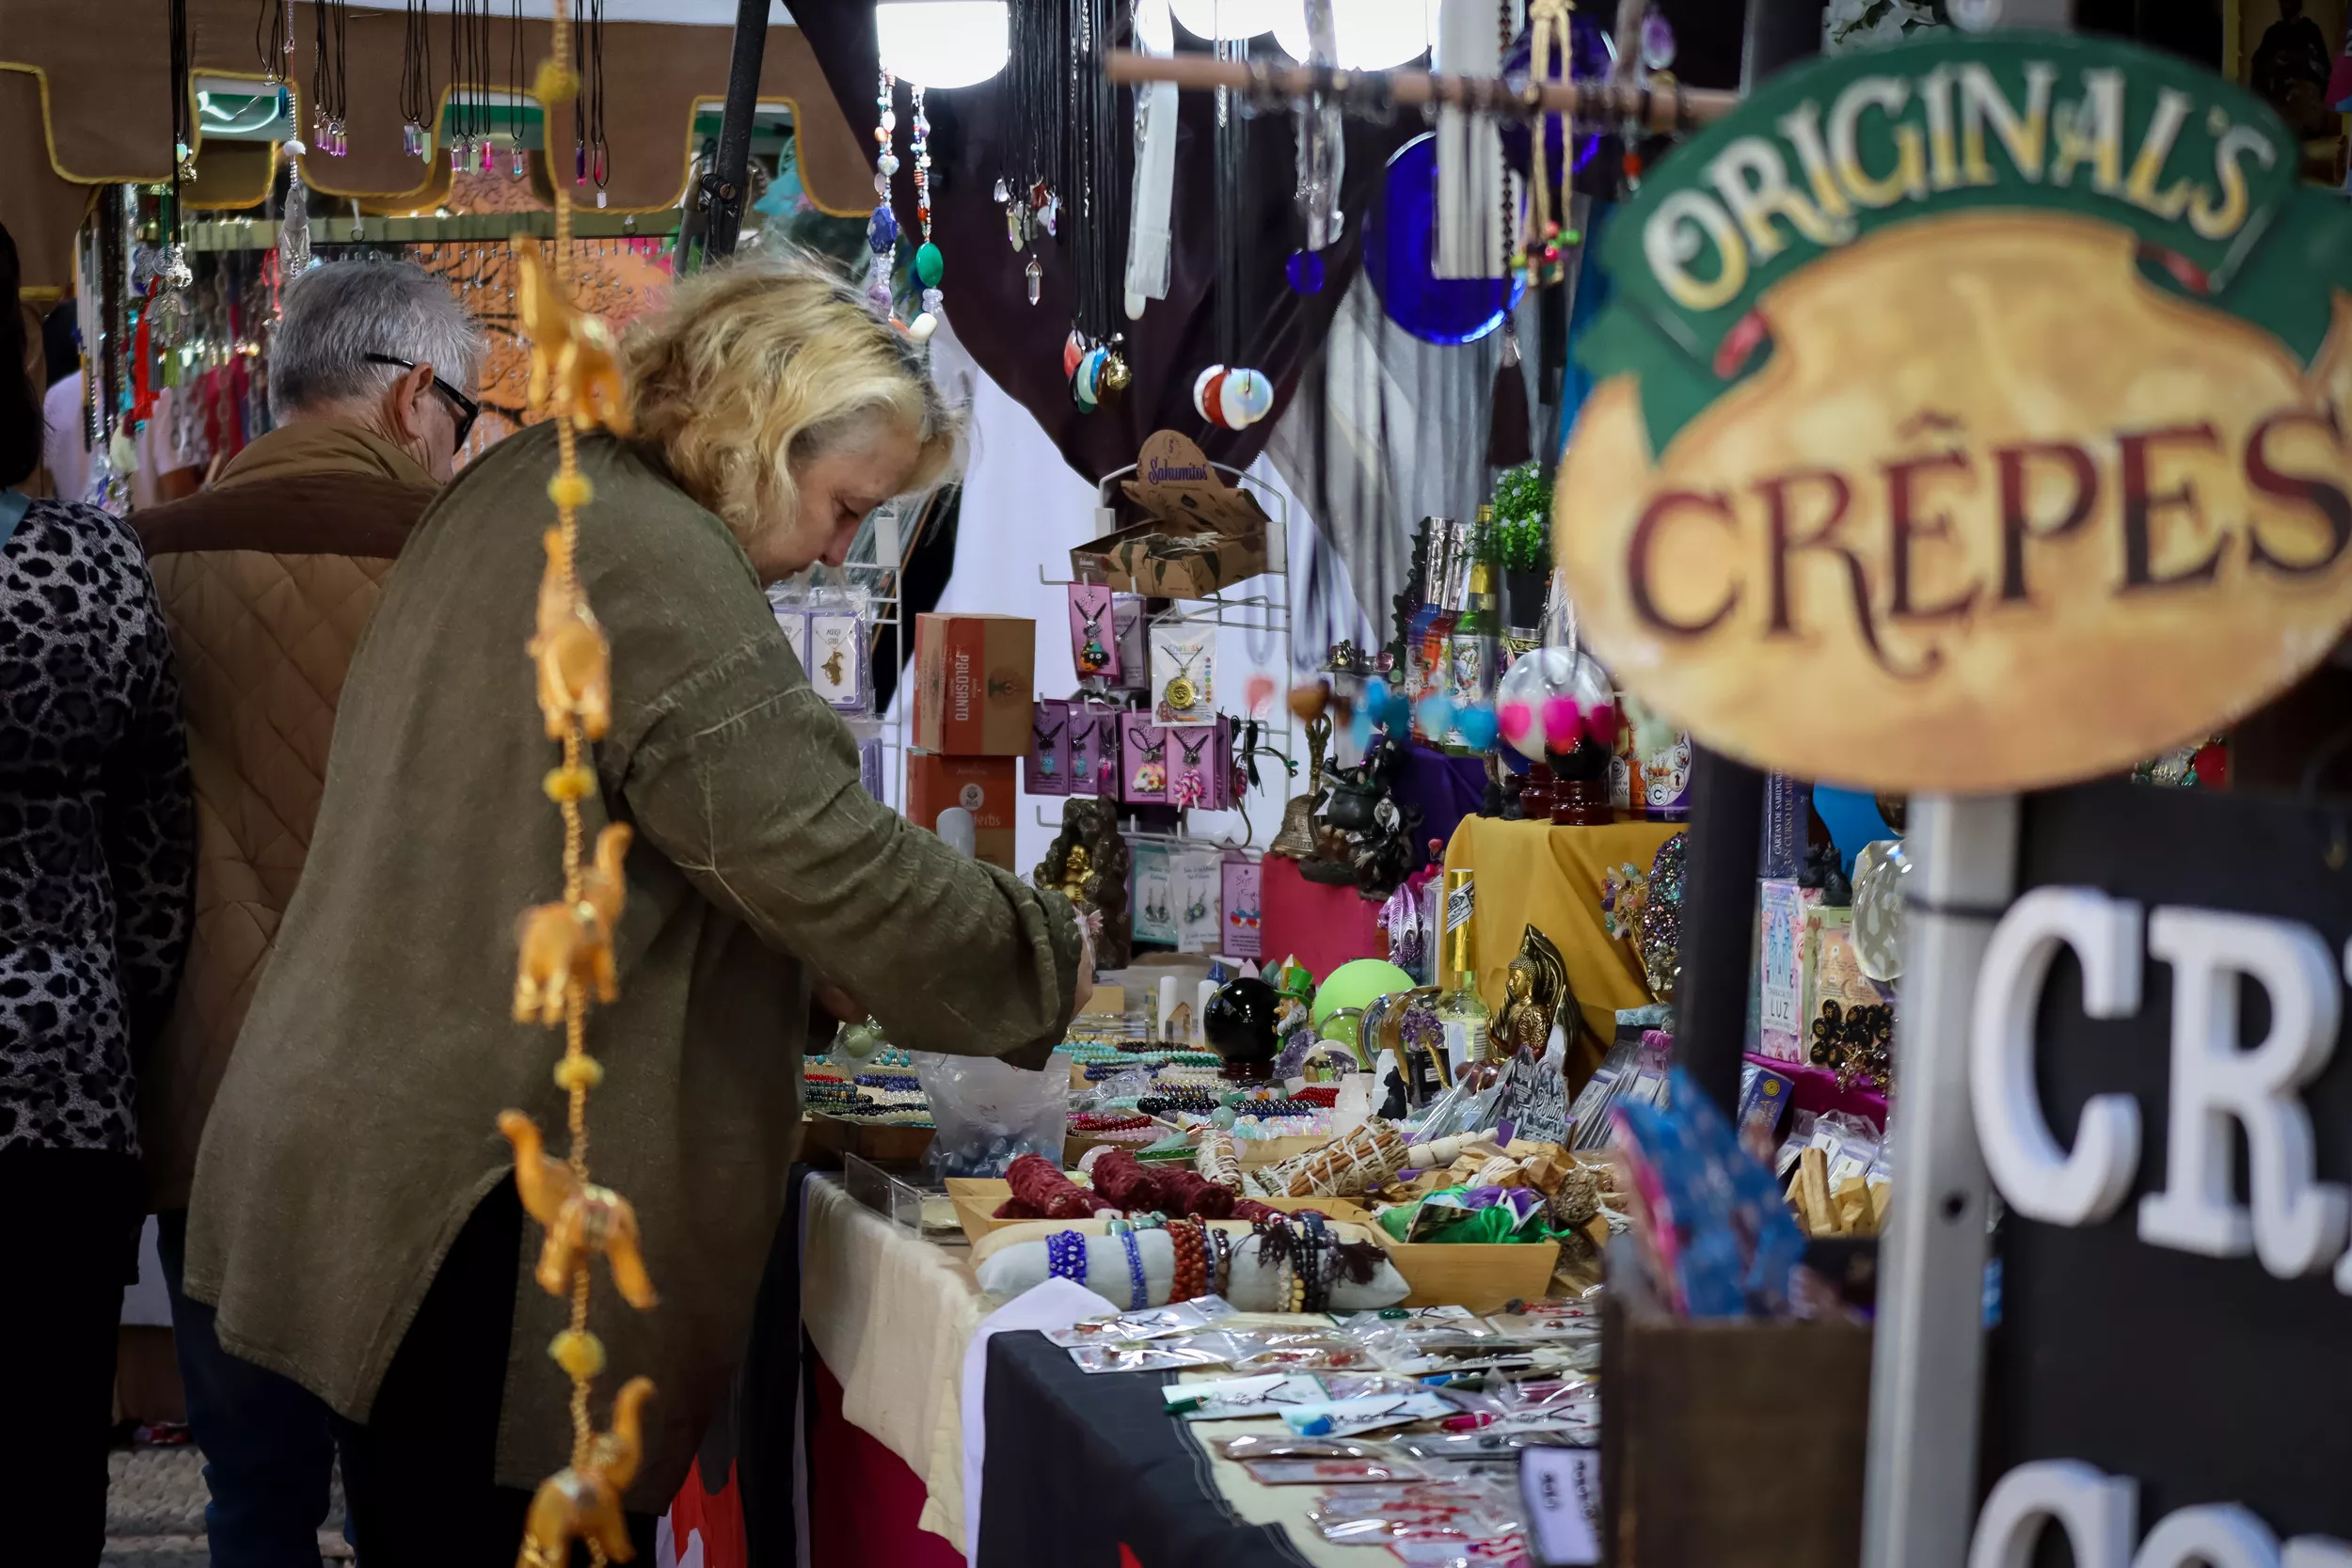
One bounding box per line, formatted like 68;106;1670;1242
792;0;1413;483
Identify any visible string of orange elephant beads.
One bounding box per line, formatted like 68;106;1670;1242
500;3;654;1563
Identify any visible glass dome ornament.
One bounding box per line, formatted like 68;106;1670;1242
1363;134;1523;345
1494;645;1615;762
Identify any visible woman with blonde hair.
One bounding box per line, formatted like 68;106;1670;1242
182;258;1089;1566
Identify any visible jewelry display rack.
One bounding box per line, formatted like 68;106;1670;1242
1034;460;1294;871
184;209;678;250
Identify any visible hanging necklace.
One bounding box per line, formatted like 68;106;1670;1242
309;0;349;155
909;87;942;341
399;0;432;158
1163;644;1203;713
1074;589;1111;674
866;70;902;320
1033;712;1066;778
1172;729;1214;809
256;0;294;87
579;0;609;203
1134;732;1167;794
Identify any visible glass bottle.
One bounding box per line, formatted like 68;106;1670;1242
1435;869;1492;1075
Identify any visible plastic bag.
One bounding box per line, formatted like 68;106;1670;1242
914;1051;1069;1180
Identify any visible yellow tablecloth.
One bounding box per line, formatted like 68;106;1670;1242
1441;816;1683;1063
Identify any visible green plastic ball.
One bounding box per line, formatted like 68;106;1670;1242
915;242;945;287
1311;958;1415;1031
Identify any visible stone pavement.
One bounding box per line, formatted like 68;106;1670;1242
103;1443;353;1567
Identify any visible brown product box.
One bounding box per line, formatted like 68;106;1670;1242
1069;430;1271;599
914;613;1035;755
905;752;1018;870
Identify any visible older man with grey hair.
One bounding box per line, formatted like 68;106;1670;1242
132;256;483;1568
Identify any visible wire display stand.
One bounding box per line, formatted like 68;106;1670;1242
1032;459;1296;867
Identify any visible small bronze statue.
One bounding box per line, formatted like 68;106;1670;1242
1034;798;1132;967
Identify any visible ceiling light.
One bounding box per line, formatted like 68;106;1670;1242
1271;0;1438;70
875;0;1010;89
1167;0;1280;40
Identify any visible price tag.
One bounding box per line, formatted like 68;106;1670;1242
1518;1447;1601;1566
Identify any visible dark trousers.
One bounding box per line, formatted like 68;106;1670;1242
331;1177;660;1568
0;1148;141;1566
156;1207;349;1567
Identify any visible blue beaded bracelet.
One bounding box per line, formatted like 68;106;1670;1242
1120;1229;1148;1310
1047;1229;1089;1286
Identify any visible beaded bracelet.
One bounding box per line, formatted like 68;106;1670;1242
1046;1229;1089;1286
1209;1227;1233;1296
1300;1213;1332;1314
1168;1217;1207;1303
1120;1228;1149;1310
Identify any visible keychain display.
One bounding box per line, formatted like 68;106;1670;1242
1152;622;1216;725
805;594;872;713
1122;712;1168;804
1026;699;1072;797
1069;584;1120;680
1221;858;1263;958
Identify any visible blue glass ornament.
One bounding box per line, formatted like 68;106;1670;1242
866;204;899;254
1454;704;1501;752
1363;135;1526;346
1285;248;1326;293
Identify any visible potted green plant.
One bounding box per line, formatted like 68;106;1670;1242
1488;462;1551;628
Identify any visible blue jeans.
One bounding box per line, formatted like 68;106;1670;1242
155;1209;355;1568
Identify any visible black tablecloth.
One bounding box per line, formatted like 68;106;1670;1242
977;1331;1315;1568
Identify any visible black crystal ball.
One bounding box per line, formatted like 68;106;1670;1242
1203;977;1283;1070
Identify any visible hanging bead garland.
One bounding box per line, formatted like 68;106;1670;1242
506;4;660;1560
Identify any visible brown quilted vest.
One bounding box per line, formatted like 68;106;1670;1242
135;422;437;1208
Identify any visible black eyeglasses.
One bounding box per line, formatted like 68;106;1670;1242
363;353;481;452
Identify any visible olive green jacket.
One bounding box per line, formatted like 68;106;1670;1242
184;421;1080;1504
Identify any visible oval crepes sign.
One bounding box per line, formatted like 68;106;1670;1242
1556;31;2352;794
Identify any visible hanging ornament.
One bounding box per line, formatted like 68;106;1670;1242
1065;329;1088;379
278;147;313;279
1194;364;1228;422
1365;135;1524;344
1284;249;1326;294
1025;256;1043;306
1639;4;1677;71
908;84;943;341
865;69;901;321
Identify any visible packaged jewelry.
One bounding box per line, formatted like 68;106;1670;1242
1065;704;1103;798
1131;841;1178;945
1242;1459;1427;1486
1164;1372;1328;1419
1112;594;1151;690
1216;1434;1388;1462
805;594;871;712
1025;699;1072;797
1121;712;1168;803
1045;1294;1234;1347
1068;1338;1233;1375
1152;622;1216;725
765;585;812;672
1168;721;1229;810
1068;583;1120;681
1176;848;1222;954
1220;859;1263;958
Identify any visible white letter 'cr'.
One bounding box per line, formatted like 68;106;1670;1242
1972;887;2145;1226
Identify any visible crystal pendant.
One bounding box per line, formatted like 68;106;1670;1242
992;178;1008;203
1639;5;1677;71
1025;256;1041;305
1285;249;1326;293
451;138;466;173
513;148;528;178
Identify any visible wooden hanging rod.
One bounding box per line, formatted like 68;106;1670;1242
1103;51;1738;132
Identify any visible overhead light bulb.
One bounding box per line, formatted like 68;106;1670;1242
875;0;1010;89
1271;0;1437;70
1167;0;1280;40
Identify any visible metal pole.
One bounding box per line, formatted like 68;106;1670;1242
1861;793;2019;1568
1669;0;1820;1117
702;0;770;261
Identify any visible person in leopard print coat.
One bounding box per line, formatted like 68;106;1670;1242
0;219;193;1564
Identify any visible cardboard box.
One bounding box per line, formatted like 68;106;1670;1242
914;613;1035;755
1068;431;1270;599
905;752;1018;869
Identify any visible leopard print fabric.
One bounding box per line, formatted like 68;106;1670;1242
0;496;193;1154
